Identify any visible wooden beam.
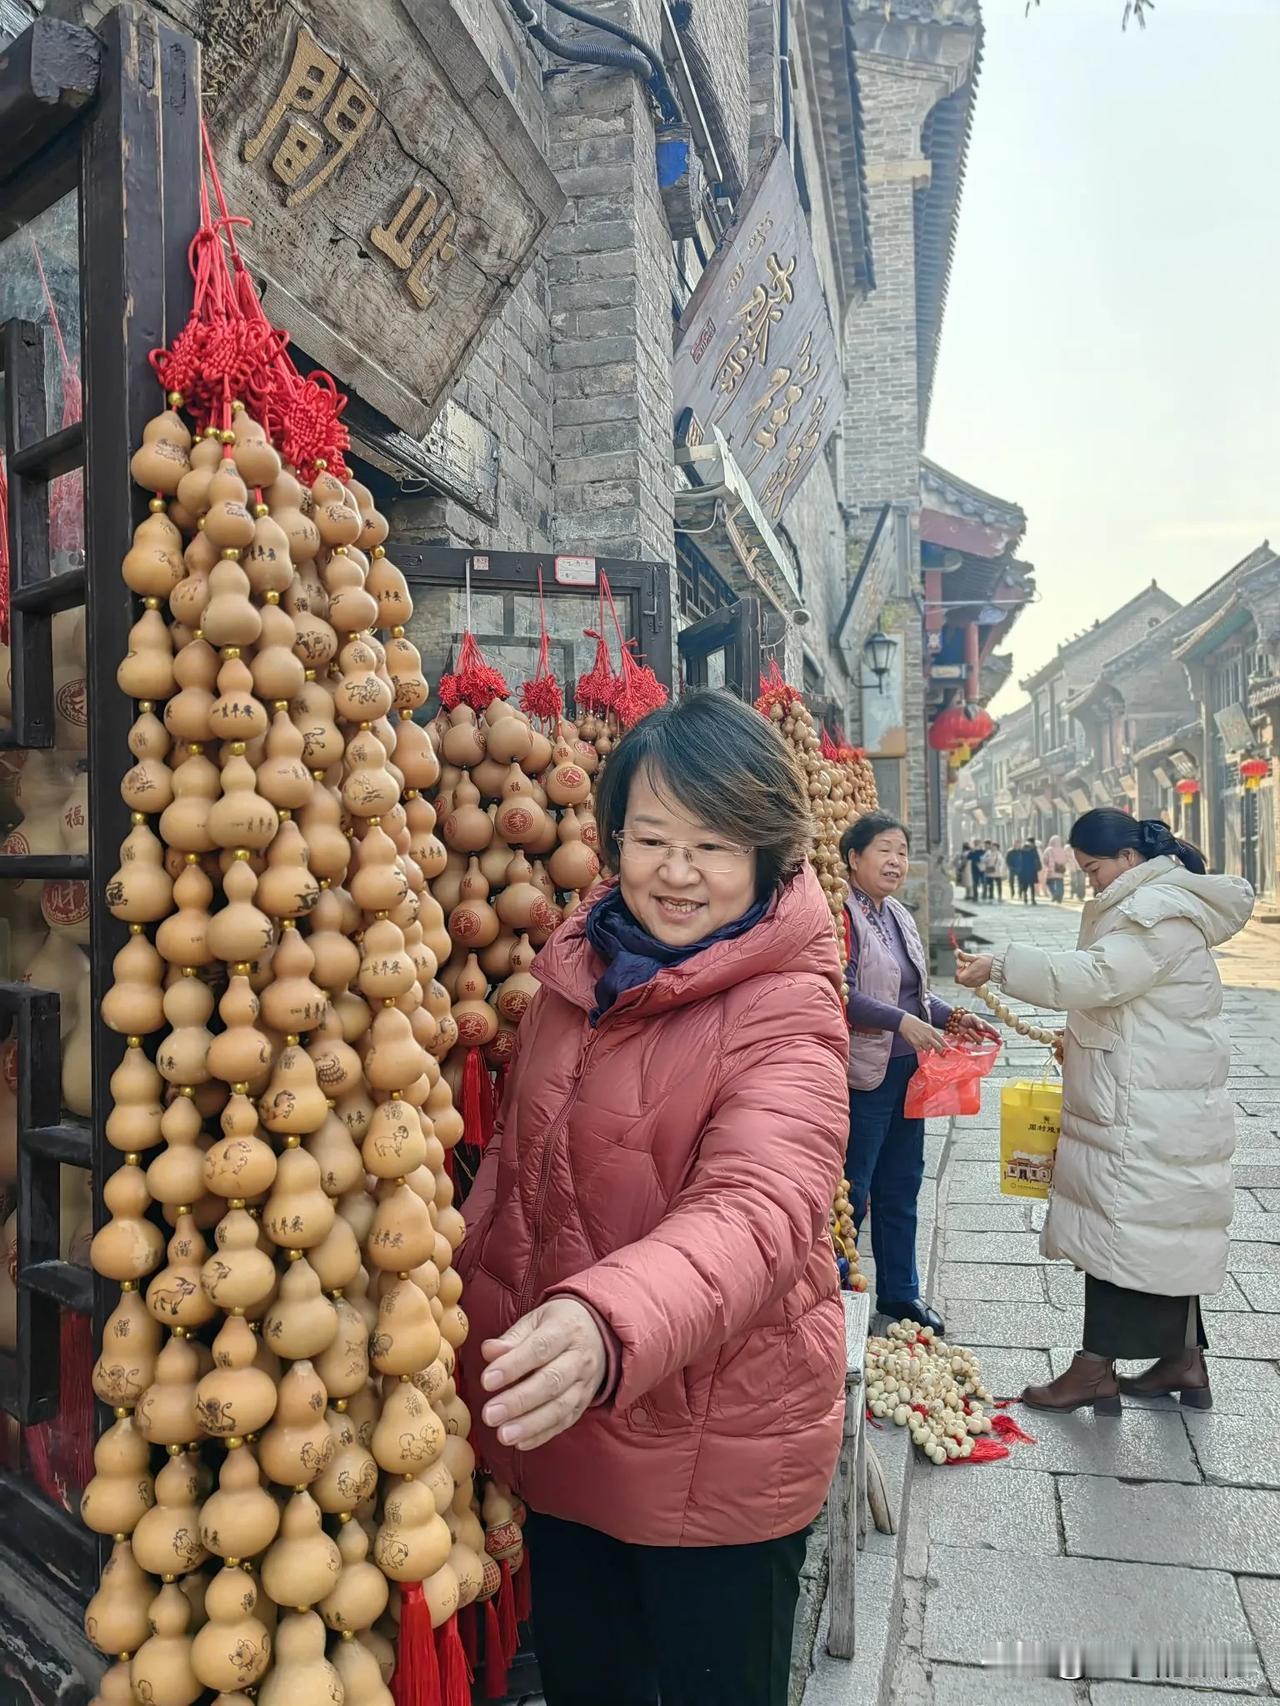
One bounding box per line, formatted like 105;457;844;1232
0;17;100;183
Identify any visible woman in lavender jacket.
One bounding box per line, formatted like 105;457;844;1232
842;813;997;1332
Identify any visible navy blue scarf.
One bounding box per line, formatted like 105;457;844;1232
584;885;771;1024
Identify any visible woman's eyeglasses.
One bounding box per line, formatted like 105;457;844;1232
614;832;751;877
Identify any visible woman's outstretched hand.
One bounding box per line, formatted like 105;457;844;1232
951;1011;1001;1043
480;1296;607;1451
954;950;994;989
899;1013;948;1055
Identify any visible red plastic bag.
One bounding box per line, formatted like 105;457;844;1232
903;1040;1001;1118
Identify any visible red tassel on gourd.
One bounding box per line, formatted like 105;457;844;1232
460;1046;496;1150
436;1614;472;1706
439;630;511;714
958;1437;1010;1463
460;1601;478;1669
513;1548;532;1626
483;1598;509;1700
497;1558;519;1664
393;1582;444;1706
991;1411;1037;1445
520;569;564;726
601;575;666;728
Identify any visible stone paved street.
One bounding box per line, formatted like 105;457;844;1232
805;897;1280;1706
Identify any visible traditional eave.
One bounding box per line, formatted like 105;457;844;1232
914;12;982;430
1133;721;1203;766
1171;594;1254;665
850;1;981;430
1172;544;1279;664
1019;581;1179;695
1065;675;1123;720
798;0;876;309
920;456;1025;538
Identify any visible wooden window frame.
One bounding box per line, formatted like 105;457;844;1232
0;3;199;1604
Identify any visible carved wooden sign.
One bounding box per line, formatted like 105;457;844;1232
672;137;842;523
183;0;564;439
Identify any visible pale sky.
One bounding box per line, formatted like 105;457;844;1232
926;0;1280;711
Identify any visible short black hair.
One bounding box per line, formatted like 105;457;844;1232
839;811;910;863
594;690;812;896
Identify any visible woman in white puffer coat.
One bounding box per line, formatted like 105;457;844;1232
956;810;1254;1416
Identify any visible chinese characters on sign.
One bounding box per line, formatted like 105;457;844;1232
673;140;841;524
243;24;458;313
190;0;564;438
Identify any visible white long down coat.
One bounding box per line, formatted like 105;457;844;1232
992;856;1254;1297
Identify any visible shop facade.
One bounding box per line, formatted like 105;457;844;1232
0;0;1003;1695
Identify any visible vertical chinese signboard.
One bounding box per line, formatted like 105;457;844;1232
170;0;564;438
672;138;842;523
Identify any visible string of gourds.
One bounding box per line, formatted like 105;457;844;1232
79;397;504;1706
430;700;601;1133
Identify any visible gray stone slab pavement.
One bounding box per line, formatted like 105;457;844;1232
923;1547;1259;1678
807;900;1280;1706
1059;1479;1280;1573
1237;1575;1280;1692
927;1466;1060;1556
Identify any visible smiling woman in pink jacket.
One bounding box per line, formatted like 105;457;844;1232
457;690;850;1706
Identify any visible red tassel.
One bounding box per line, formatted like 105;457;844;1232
497;1558;518;1663
991;1411;1038;1445
513;1549;532;1626
958;1437;1010;1463
460;1601;478;1669
460;1047;496;1151
393;1582;443;1706
483;1599;509;1700
436;1614;472;1706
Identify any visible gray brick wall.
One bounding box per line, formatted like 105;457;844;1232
684;0;753;194
386;0;866;719
778;452;851;716
841;56;943;543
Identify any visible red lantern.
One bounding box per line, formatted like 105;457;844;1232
1175;778;1200;798
965;708;996;745
1240;758;1269;791
928;706;971;752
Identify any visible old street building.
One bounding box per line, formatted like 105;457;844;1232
19;0;998;918
1169;542;1280;899
956;543;1280;903
1004;582;1178;846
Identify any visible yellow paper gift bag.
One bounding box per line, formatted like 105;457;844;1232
999;1080;1062;1200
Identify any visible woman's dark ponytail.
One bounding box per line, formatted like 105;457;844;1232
1070;807;1207;875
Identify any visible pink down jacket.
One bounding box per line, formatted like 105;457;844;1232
457;862;851;1547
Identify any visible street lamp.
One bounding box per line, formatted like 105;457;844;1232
863;626;897;694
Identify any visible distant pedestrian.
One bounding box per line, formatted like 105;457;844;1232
1007;839;1027;898
1020;837;1042;904
986;843;1007;902
957;842;976;900
967;841;987;901
956;810;1254;1415
983;842;1003;900
1044;835;1069;903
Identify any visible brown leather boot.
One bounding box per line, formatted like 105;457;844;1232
1117;1347;1212;1409
1022;1352;1121;1415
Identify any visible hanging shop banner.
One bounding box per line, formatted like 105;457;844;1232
184;0;564;438
672;137;842;524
